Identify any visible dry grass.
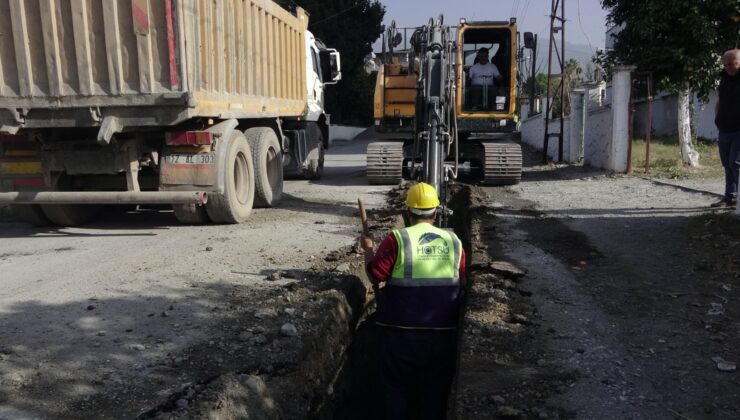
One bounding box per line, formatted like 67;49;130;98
630;137;724;179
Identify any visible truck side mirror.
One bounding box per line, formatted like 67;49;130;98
320;49;342;85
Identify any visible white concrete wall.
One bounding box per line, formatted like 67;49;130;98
521;113;571;162
521;68;632;172
521;113;545;150
583;81;607;110
558;117;573;162
569;90;586;162
632;93;676;138
608;66;634;172
522;88;616;171
328;125;366;145
632;91;719;141
583;106;613;170
693;92;719;140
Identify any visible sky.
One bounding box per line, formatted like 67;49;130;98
376;0;609;56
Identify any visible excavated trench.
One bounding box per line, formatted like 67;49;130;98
329;183;478;419
136;184;500;420
327;183;538;420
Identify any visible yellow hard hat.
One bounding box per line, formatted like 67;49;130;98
405;182;440;210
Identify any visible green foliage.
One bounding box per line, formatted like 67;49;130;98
598;0;740;100
523;73;549;97
548;59;584;117
274;0;385;125
534;73;549;96
526;60;583;117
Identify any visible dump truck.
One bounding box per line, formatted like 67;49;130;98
0;0;341;226
366;17;523;187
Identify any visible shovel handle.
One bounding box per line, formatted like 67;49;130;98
358;198;370;236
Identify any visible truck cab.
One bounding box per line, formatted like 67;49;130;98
280;31;341;180
305;31;341;123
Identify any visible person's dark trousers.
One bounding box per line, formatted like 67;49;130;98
378;327;457;420
718;130;740;199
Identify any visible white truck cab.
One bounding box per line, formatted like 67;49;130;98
305;31;341;122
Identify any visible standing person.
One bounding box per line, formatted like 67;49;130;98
712;48;740;208
359;182;466;420
468;47;504;86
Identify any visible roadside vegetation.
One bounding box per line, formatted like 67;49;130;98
630;136;724;179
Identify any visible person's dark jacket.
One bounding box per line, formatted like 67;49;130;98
715;70;740;133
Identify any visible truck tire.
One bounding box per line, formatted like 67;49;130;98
172;203;210;224
246;127;283;207
303;130;325;180
10;204;52;227
206;130;254;223
41;204;102;226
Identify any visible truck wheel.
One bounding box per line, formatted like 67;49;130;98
10;205;52;227
246;127;283;207
303;133;325;180
41;204;102;226
172;203;210;224
206;131;254;223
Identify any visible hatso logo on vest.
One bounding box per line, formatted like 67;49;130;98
416;233;450;256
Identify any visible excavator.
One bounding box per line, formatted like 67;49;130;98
366;16;524;217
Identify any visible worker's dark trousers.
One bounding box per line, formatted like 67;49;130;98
378;326;457;420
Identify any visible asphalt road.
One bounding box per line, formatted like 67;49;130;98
0;138;390;419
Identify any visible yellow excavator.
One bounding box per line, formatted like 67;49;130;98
365;21;417;185
366;17;523;190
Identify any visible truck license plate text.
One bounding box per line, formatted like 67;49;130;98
165;154;213;164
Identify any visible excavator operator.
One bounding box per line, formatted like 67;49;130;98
359;182;466;419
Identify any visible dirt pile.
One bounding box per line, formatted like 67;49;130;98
138;257;372;419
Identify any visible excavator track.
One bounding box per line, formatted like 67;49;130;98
481;140;522;185
366;141;404;185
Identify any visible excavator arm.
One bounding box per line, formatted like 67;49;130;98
408;16;459;225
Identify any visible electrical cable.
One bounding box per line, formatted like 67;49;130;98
511;0;521;19
520;0;533;23
576;0;596;57
308;3;362;28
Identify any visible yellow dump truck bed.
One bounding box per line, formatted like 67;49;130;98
0;0;308;130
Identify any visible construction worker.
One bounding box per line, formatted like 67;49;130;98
359;182;466;420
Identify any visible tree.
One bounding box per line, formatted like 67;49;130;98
275;0;385;125
540;58;583;117
523;73;549;98
598;0;740;166
559;58;584;116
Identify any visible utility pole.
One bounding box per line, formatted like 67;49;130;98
542;0;566;163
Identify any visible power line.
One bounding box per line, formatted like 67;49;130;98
308;3;362;28
520;0;533;23
511;0;521;19
576;0;596;57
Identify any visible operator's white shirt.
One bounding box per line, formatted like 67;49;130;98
469;62;501;86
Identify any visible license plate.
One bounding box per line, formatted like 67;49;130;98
164;153;214;165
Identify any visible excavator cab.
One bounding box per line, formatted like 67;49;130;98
454;19;522;186
457;20;517;122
